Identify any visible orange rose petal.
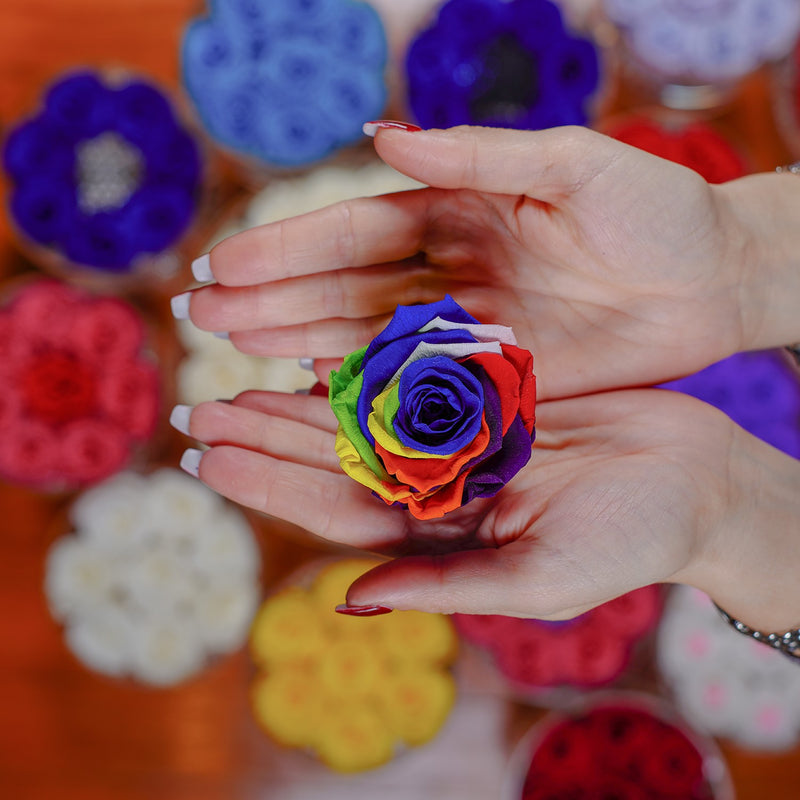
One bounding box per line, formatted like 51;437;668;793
376;415;491;495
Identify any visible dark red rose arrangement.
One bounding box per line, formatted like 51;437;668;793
519;702;719;800
0;280;159;489
329;296;536;519
456;586;662;692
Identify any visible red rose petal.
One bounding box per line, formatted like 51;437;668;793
20;350;98;426
11;280;82;345
0;420;59;486
376;414;491;495
59;418;131;484
69;297;145;364
590;586;661;637
97;362;159;439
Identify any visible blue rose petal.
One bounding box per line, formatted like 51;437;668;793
10;176;77;244
3;119;76;182
43;72;112;141
395;356;485;455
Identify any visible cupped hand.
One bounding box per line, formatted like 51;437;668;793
181;387;743;619
182;125;754;400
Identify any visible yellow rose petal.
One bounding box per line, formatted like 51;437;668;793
250;588;328;667
316;705;395;773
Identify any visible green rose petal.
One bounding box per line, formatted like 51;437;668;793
329;346;390;480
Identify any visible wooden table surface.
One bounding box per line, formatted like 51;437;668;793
1;2;799;798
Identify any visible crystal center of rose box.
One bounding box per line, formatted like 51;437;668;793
75;132;144;213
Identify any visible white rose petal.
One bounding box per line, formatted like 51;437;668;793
194;580;260;653
45;538;117;620
65;606;136;677
129;619;206;687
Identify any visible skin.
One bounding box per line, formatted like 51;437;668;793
178;125;800;631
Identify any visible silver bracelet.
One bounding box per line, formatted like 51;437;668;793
715;605;800;660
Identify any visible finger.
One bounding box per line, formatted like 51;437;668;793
188;400;341;473
372;124;629;203
230;391;338;434
204;189;431;287
189;259;448;333
230;315;390;359
343;545;600;618
196;446;406;550
312;359;340;386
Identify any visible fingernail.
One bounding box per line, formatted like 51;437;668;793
294;388;310;395
169;404;194;436
335;604;393;617
180;448;204;478
299;357;315;370
213;331;230;340
192;253;213;282
170;291;192;320
362;120;422;137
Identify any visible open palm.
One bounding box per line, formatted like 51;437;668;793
186;125;751;399
186;385;739;618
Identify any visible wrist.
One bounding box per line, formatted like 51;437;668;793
716;171;800;351
682;425;800;632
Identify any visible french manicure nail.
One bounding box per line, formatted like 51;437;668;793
180;448;204;478
169;404;194;436
191;253;213;282
170;291;192;320
362;120;422;137
213;331;230;340
335;604;393;617
299;357;315;370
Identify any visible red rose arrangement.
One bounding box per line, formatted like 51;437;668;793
0;279;159;490
606;117;747;184
518;701;724;800
455;586;661;692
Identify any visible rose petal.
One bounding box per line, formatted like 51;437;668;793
393;356;484;454
376;415;491;495
362;295;478;361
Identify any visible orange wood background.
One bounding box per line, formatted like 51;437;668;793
0;2;799;798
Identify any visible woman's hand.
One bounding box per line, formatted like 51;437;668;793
178;386;800;626
179;124;763;400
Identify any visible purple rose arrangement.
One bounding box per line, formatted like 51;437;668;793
329;297;536;520
2;71;202;273
406;0;601;130
660;350;800;460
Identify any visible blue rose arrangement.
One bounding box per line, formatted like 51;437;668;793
2;71;202;273
329;297;536;520
406;0;601;130
181;0;388;168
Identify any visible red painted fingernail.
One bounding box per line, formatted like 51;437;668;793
362;120;422;137
335;604;393;617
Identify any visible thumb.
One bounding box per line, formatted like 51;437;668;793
343;545;594;619
370;124;626;204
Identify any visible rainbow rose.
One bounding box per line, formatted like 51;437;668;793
329;297;536;520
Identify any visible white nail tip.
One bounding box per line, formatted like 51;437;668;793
362;122;380;137
169;405;193;436
213;331;230;340
299;357;315;370
191;253;213;283
170;292;192;320
180;448;203;478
